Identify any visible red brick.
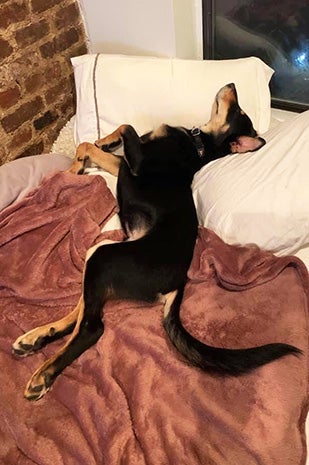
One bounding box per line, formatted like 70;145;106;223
24;73;42;93
15;20;49;47
0;86;21;109
1;97;43;133
17;140;44;158
31;0;63;13
0;2;28;29
45;79;72;105
0;37;13;59
31;0;59;14
9;126;33;149
34;110;56;130
23;61;62;94
44;61;62;80
56;27;80;51
40;28;79;58
55;2;79;29
39;39;56;59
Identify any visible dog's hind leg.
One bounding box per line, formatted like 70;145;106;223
12;298;82;357
23;290;106;401
24;273;179;400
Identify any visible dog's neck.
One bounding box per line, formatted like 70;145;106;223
187;127;232;167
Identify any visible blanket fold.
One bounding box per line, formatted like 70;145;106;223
0;172;308;465
190;227;308;290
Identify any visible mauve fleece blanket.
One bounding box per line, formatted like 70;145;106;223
0;171;308;465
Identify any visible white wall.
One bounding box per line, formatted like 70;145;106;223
79;0;203;59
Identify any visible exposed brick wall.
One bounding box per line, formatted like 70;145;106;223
0;0;88;164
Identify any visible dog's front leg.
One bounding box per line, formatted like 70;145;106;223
96;125;143;176
69;142;121;176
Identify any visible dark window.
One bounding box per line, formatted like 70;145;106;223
203;0;309;111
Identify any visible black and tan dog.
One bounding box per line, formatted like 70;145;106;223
13;83;300;400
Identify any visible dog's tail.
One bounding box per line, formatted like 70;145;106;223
163;287;301;375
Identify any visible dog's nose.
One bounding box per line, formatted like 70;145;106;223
227;83;236;91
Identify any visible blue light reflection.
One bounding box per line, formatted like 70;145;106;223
291;42;309;70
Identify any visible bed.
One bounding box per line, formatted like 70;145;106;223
0;54;308;465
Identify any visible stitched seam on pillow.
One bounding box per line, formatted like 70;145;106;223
93;53;100;140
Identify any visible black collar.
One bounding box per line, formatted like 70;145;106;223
190;127;205;158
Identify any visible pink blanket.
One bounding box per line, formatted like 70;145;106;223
0;172;308;465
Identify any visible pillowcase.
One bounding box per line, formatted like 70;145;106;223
71;53;273;145
0;153;72;211
192;110;309;257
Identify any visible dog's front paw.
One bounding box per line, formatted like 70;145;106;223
68;155;89;175
69;142;93;174
95;138;122;153
101;142;121;152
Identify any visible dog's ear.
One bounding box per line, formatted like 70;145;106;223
230;136;265;154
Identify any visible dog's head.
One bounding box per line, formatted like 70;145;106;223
199;83;265;159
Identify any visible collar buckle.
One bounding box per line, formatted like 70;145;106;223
191;127;205;158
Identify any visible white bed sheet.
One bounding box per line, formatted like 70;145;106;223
268;109;309;275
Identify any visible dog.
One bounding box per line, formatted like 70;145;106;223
12;83;300;400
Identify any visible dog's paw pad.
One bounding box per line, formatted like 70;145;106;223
12;333;45;357
12;339;35;357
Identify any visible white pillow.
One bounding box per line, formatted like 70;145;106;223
71;53;273;145
192;110;309;256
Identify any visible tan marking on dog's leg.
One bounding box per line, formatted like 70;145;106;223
24;296;86;400
69;142;121;176
12;298;82;357
95;124;128;149
158;290;178;317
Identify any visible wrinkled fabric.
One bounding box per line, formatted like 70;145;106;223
0;173;308;465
